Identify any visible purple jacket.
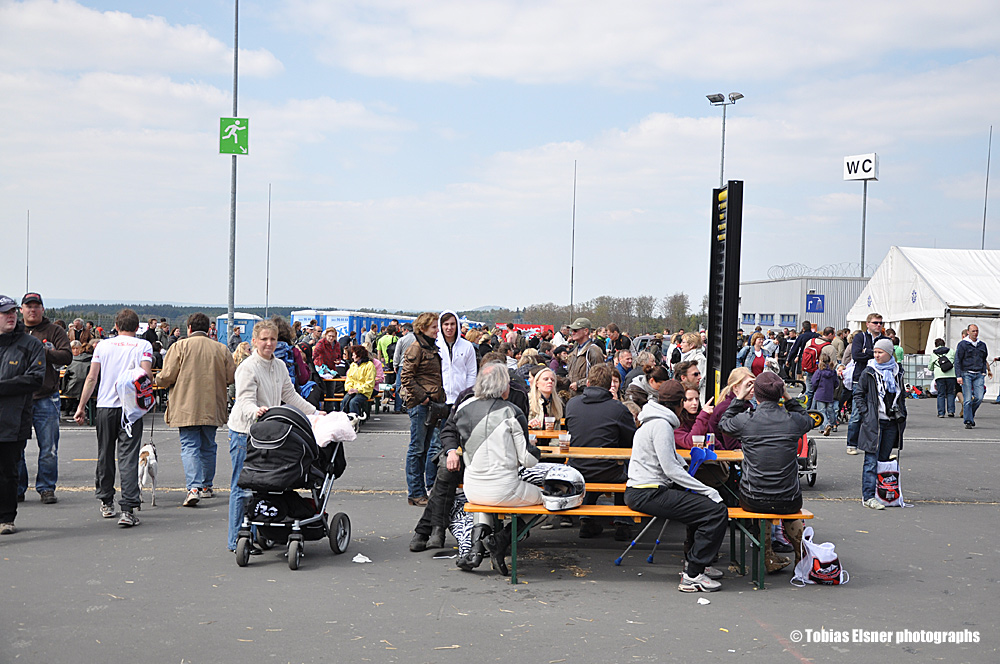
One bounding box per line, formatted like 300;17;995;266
812;368;838;403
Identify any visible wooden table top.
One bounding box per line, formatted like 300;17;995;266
535;445;742;461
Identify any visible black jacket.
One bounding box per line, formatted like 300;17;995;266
851;331;887;383
852;365;907;455
565;386;636;478
719;398;813;503
0;321;46;442
786;330;818;366
24;316;72;398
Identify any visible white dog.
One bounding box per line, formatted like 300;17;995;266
138;443;158;506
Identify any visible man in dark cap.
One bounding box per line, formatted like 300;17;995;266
0;295;46;534
18;292;71;504
719;371;813;572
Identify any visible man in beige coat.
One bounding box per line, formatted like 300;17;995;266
156;313;236;507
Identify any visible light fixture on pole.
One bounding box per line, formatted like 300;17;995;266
707;92;744;188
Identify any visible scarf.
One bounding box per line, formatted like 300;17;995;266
872;357;898;394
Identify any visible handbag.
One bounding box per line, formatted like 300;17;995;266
791;526;850;586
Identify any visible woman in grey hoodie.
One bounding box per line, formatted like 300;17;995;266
625;380;729;593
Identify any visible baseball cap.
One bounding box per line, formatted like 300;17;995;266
0;295;17;313
21;292;43;306
569;317;593;331
552;344;571;355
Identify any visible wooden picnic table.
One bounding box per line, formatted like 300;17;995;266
536;445;743;462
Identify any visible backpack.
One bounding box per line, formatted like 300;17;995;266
273;341;298;387
385;340;398;369
801;338;830;373
934;348;953;373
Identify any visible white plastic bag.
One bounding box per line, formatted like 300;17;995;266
115;367;154;437
875;459;909;507
791;526;850;586
309;411;357;447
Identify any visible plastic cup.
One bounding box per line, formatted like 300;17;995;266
544;417;556;430
692;435;705;448
558;432;571;453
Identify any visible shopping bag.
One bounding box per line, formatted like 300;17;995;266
876;459;909;507
791;526;849;587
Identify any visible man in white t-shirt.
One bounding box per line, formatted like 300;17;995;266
74;309;153;527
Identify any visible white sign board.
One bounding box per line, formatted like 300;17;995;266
844;153;878;181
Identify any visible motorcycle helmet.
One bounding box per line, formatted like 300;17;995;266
541;466;586;511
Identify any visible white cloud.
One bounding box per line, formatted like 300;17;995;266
282;0;1000;84
0;0;281;76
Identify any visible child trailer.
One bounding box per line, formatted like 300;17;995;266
235;405;351;570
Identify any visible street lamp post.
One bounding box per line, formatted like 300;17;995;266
707;92;744;188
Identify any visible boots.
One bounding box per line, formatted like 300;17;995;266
764;524;791;573
783;519;804;566
456;524;490;571
427;526;446;549
485;523;512;577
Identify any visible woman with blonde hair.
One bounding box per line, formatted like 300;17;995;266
400;312;445;506
678;332;707;398
705;367;754;450
527;367;563;430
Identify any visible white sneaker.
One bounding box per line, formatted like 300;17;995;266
862;498;885;510
182;489;200;507
846;447;860;455
678;572;722;592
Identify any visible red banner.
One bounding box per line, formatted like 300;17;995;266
495;323;554;339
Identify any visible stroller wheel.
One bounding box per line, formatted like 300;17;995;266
287;540;302;570
328;512;351;554
235;537;251;567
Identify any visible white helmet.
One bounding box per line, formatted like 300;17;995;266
541;466;586;511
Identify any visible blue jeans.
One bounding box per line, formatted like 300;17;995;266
227;429;251;551
935;377;957;417
846;383;862;448
815;401;838;429
405;404;440;499
394;370;403;412
961;372;985;425
342;393;369;416
179;426;218;491
804;372;816;409
862;419;898;500
18;393;61;496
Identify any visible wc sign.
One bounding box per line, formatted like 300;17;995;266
844;153;878;181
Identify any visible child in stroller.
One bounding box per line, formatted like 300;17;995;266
235;406;351;570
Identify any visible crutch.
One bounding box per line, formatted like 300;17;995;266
614;517;671;565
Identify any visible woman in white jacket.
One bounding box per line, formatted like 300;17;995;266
436;310;478;405
624;379;729;593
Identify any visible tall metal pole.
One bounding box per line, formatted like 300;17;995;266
570;160;577;320
265;183;271;317
25;210;29;292
719;103;727;188
861;179;868;277
227;0;239;340
983;125;993;250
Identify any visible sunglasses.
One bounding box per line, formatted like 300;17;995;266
871;321;883;326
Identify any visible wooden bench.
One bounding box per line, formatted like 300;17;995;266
463;501;813;588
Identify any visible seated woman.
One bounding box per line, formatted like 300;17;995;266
527;366;563;430
312;327;342;370
673;387;713;449
624;364;669;408
742;332;771;377
625;380;729;593
342;346;376;416
455;363;560;574
718;371;813;572
706;367;753;450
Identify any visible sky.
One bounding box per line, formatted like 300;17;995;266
2;0;999;314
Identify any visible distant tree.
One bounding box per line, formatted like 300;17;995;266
661;293;690;333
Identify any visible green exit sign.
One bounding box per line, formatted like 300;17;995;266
219;118;249;155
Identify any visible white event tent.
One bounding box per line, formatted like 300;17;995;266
847;247;1000;355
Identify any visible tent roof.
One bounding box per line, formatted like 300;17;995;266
847;246;1000;323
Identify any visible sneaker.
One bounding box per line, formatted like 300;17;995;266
862;498;885;510
40;490;57;504
678;572;722;592
822;425;832;436
702;566;724;580
100;503;116;518
199;487;215;499
772;539;794;553
846;447;860;455
938;414;945;418
948;413;955;417
0;523;16;535
118;510;140;527
559;516;574;528
889;451;898;460
965;422;974;429
182;490;200;507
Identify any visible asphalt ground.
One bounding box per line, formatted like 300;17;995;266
3;398;999;664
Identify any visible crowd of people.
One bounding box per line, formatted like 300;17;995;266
0;295;992;592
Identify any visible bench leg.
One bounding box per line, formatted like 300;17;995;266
756;519;766;590
510;514;518;585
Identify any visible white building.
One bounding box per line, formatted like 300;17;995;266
739;276;869;335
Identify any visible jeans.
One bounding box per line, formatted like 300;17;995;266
95;407;142;510
846;383;862;448
815;400;838;429
804;371;816;409
227;429;251;550
961;372;985;425
935;377;957;416
342;393;369;416
18;393;61;496
862;419;898;500
405;404;440;499
394;369;403;412
1;441;26;523
178;426;218;491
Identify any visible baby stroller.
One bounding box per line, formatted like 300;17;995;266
797;433;818;487
235;406;351;570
